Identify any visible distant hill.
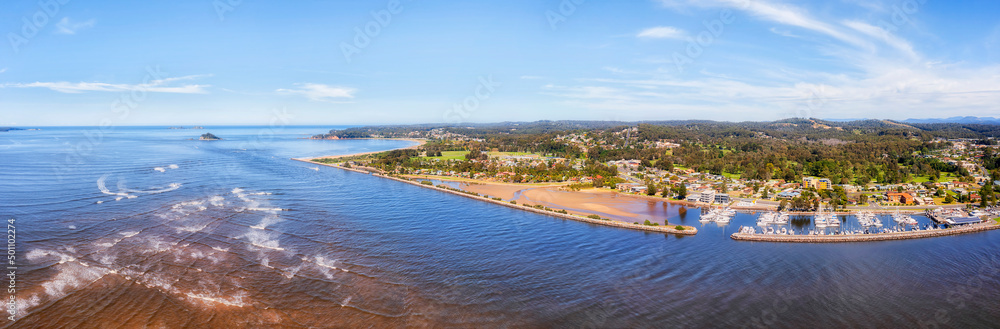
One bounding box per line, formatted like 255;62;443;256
903;116;1000;125
0;127;25;132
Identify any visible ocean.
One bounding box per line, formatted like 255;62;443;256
1;126;998;328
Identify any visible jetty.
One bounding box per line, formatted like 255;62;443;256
731;222;999;243
293;158;697;235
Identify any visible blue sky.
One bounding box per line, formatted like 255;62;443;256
1;0;999;126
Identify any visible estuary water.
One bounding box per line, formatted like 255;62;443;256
1;126;998;328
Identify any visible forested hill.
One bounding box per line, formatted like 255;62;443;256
312;118;1000;140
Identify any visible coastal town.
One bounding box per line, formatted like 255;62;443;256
309;119;1000;238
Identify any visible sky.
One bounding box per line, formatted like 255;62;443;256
1;0;999;126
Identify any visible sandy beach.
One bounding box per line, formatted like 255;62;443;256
431;181;691;224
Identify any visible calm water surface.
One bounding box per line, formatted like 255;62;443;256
1;126;998;328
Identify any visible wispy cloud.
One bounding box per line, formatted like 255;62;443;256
276;83;356;102
537;0;981;120
0;68;7;74
842;20;918;61
55;17;96;35
769;27;798;38
636;26;687;39
3;74;212;94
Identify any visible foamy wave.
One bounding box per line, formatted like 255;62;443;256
41;262;110;299
250;243;285;251
185;291;248;308
168;164;179;169
154;167;166;172
247;207;286;212
97;174;129;196
208;195;225;206
251;215;282;231
176;223;210;233
243;230;284;251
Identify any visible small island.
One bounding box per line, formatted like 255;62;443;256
199;133;222;140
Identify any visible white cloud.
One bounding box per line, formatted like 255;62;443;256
0;68;6;74
842;20;918;61
636;26;687;39
3;74;211;94
55;17;96;35
276;83;356;101
542;0;996;120
769;27;798;38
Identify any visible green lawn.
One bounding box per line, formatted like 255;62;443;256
907;173;959;184
487;151;539;158
722;172;742;180
424;151;470;160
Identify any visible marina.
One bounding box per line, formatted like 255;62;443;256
732;222;1000;243
731;206;998;242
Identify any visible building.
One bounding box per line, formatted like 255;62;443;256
616;183;640;192
803;177;832;190
776;190;801;199
817;178;832;190
803;177;817;188
886;192;915;204
699;190;716;203
714;193;731;204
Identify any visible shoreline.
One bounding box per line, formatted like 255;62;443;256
292;158;697;235
731;222;1000;243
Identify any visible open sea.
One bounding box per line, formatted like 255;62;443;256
1;126;998;328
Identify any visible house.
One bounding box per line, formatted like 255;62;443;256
616;183;641;192
886;192;915;204
686;193;701;203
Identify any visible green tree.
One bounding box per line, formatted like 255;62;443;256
944;194;955;204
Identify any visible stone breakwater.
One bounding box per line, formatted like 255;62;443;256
731;223;1000;243
293;158;697;235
